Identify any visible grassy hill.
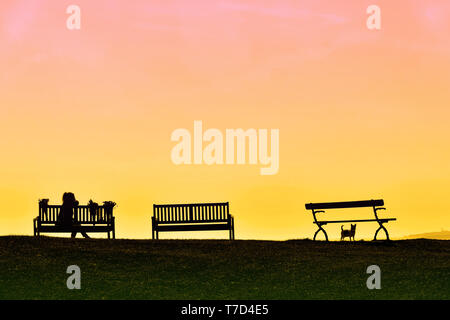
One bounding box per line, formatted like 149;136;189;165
0;236;449;300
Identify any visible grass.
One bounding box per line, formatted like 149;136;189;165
0;236;449;299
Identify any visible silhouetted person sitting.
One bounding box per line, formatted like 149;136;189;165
58;192;90;239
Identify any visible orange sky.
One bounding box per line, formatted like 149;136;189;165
1;0;449;240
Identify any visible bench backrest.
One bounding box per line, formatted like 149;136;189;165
153;202;230;223
305;199;384;210
39;205;114;224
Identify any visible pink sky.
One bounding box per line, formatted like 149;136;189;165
1;1;450;239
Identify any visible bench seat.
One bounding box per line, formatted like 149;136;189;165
156;223;231;232
314;218;396;224
37;225;114;233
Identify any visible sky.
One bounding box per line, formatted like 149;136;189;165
1;0;449;240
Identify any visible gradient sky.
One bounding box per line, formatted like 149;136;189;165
1;0;449;240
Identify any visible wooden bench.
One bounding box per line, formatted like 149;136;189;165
152;202;235;240
305;199;396;241
34;200;116;239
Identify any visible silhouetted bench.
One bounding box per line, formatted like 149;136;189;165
305;199;396;241
152;202;235;240
34;200;116;239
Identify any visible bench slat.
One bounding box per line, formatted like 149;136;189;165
314;218;396;224
153;203;231;223
156;219;229;225
156;223;231;232
39;225;114;232
305;199;384;210
37;205;114;224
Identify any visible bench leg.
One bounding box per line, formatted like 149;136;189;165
228;217;235;240
314;225;329;241
33;219;40;237
230;227;235;241
374;224;390;241
151;217;156;240
232;218;235;240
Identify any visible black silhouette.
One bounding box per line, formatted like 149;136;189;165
305;199;396;241
34;194;116;239
341;224;357;241
57;192;89;238
87;199;100;224
152;202;235;240
38;198;49;220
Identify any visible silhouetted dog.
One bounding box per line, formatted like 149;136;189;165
341;224;356;241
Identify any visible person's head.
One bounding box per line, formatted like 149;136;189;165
62;192;78;206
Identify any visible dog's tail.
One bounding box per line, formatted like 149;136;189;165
341;225;344;231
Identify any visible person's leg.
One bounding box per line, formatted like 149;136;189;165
81;232;90;239
71;232;77;238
